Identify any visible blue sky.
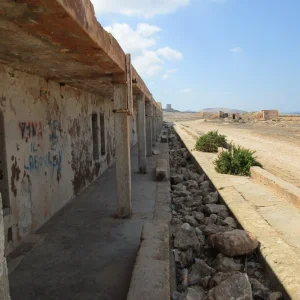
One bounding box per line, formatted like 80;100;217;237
92;0;300;112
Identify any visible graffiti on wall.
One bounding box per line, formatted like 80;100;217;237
19;121;43;141
20;120;62;182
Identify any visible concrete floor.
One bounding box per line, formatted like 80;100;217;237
8;146;158;300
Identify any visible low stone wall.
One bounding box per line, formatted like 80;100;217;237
251;166;300;210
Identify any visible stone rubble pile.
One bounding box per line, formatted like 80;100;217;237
168;129;283;300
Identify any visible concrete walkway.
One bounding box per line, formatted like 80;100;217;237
8;145;160;300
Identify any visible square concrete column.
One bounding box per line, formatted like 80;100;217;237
153;107;157;143
145;101;153;156
137;93;147;173
113;83;132;218
0;194;11;300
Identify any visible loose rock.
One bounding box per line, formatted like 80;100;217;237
174;226;201;253
190;259;216;278
172;174;184;185
212;253;242;272
207;272;252;300
208;272;234;289
204;204;228;215
223;217;237;229
208;229;259;257
250;278;270;299
180;288;202;300
200;181;210;189
269;291;283;300
203;224;233;236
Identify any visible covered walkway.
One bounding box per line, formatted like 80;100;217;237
8;145;160;300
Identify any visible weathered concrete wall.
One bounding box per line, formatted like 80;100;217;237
262;110;278;120
0;64;116;254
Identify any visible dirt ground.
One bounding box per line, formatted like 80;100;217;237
165;112;300;187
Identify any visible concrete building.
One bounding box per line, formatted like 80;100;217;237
262;110;279;120
0;0;162;256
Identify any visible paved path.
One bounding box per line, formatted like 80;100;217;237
8;145;159;300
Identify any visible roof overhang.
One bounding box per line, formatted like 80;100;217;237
0;0;160;108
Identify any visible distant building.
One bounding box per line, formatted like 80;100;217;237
164;104;174;112
261;110;279;120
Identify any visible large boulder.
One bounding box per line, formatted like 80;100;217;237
208;229;259;257
207;273;252;300
203;224;233;236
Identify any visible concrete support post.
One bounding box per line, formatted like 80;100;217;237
145;102;153;156
152;107;157;144
113;83;132;218
137;93;147;173
0;194;11;300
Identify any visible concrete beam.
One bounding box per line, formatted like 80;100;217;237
137;94;147;174
113;77;132;218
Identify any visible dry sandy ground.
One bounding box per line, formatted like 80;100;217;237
167;113;300;187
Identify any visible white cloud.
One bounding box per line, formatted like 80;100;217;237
137;23;161;36
133;51;164;77
105;22;183;77
180;88;192;93
157;47;183;60
162;69;177;80
91;0;190;18
105;23;161;53
230;47;243;53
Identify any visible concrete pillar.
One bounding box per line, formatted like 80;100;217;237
0;194;11;300
145;101;153;156
137;94;147;174
152;107;157;144
113;83;132;218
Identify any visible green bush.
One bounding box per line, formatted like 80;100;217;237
195;131;227;153
214;144;262;176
